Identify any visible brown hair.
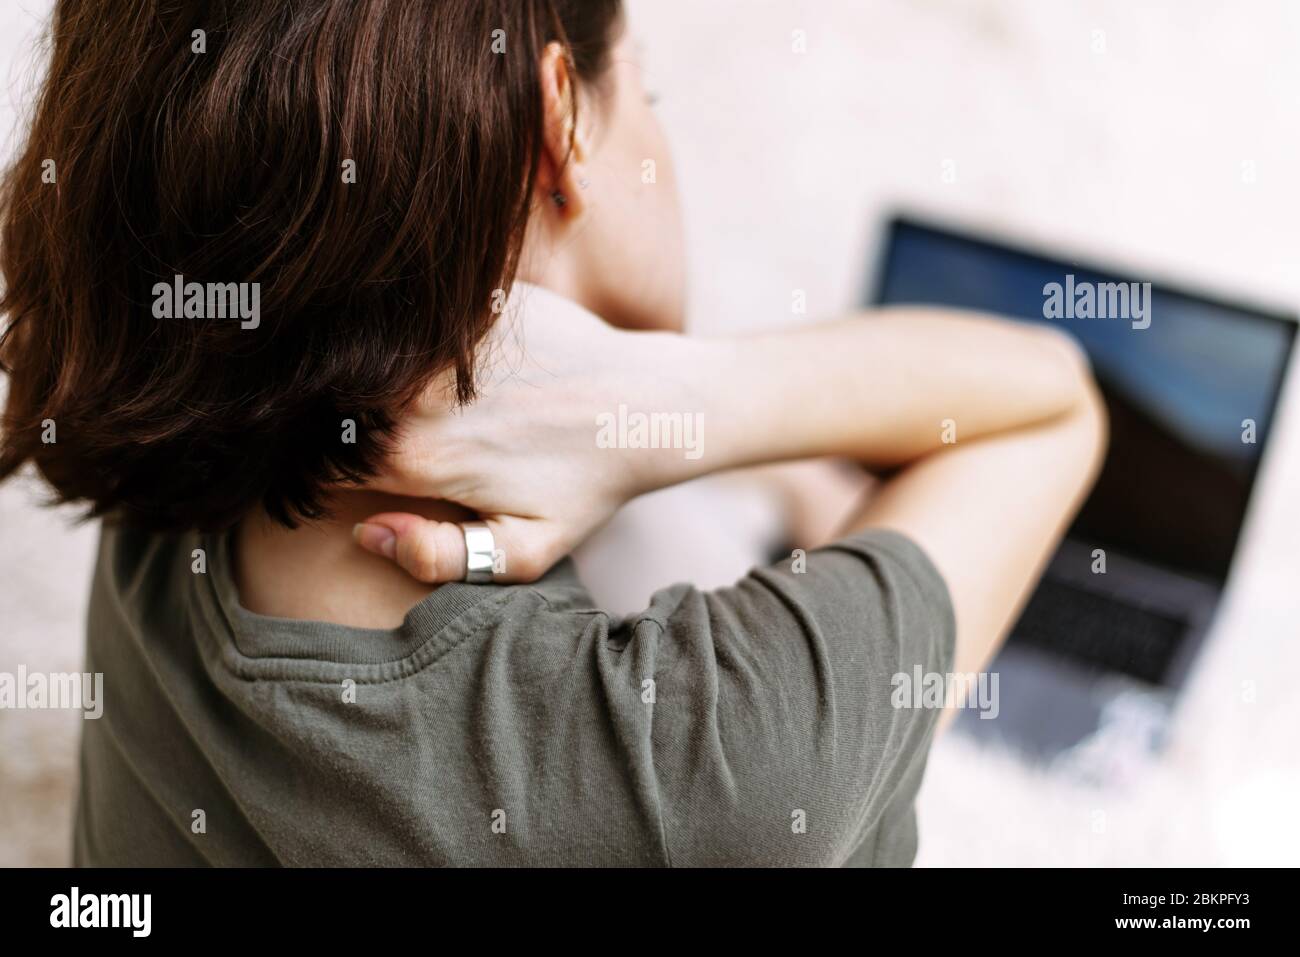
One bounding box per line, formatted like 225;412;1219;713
0;0;623;530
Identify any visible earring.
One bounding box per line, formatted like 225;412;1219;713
551;190;567;208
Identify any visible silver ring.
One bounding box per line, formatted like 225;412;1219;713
462;522;495;584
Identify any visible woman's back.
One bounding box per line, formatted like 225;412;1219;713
79;520;952;866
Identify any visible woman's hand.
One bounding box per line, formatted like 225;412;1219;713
354;285;713;582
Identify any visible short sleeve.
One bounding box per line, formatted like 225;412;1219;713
626;528;955;867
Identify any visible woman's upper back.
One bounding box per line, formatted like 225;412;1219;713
78;519;952;866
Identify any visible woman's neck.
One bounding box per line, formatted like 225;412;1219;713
234;491;474;629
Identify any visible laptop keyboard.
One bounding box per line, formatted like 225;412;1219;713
1008;577;1186;685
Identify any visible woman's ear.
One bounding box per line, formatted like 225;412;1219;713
536;41;591;219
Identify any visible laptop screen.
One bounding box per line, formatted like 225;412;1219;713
873;218;1296;584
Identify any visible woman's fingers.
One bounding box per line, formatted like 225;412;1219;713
353;513;467;582
353;512;561;584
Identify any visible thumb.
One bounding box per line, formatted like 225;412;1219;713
353;513;559;584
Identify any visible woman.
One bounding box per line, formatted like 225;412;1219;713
0;0;1104;866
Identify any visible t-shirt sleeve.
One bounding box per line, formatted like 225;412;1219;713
621;527;955;867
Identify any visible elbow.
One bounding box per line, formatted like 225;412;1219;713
1029;324;1095;400
1077;370;1110;487
1028;324;1109;478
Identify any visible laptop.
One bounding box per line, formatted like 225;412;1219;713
869;215;1297;774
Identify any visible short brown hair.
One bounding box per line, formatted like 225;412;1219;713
0;0;622;530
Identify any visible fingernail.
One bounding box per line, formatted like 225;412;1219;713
353;522;396;559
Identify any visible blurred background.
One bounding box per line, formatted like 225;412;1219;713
2;0;1298;865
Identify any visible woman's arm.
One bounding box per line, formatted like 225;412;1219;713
843;364;1106;678
623;309;1106;679
360;297;1105;675
630;308;1092;486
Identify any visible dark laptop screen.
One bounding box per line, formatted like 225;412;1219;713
873;218;1296;583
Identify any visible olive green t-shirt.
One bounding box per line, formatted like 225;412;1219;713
74;522;954;867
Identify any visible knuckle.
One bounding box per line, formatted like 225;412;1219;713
401;526;441;581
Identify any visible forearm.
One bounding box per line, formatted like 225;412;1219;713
646;307;1092;487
